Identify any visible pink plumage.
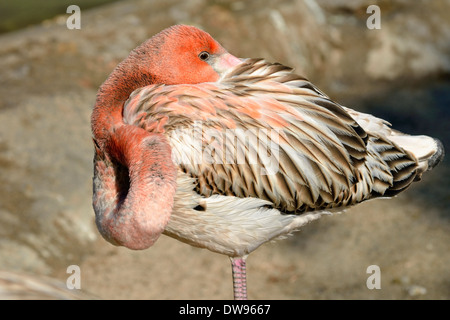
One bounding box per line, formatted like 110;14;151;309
91;25;444;299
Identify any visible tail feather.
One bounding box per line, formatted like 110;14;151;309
365;134;418;197
345;106;444;199
388;134;445;179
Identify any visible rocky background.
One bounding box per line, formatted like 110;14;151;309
0;0;448;299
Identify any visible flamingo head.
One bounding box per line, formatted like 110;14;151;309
94;25;242;148
130;25;242;85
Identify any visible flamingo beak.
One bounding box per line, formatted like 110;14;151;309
212;52;243;76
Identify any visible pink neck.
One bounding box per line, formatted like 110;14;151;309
91;57;177;250
93;126;177;249
91;55;156;149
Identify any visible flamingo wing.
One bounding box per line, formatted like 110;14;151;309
123;59;417;213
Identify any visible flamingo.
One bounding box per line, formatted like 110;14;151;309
91;25;444;300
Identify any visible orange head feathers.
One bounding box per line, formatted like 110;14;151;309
92;25;241;147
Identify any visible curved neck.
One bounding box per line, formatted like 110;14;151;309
91;55;155;149
93;126;177;250
91;53;176;250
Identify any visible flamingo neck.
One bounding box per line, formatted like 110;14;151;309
91;55;177;250
92;55;156;149
93;126;177;250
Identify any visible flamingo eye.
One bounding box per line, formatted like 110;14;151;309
198;51;210;61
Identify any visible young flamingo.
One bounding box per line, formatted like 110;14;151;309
91;25;444;300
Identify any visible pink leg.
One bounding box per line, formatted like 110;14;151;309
230;256;248;300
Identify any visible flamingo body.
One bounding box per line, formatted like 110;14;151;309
91;25;444;299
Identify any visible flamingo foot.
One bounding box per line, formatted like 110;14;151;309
230;256;248;300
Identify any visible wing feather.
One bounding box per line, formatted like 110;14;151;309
123;59;418;213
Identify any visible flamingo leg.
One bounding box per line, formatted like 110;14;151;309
230;256;248;300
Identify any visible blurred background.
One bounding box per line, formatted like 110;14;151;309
0;0;448;299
